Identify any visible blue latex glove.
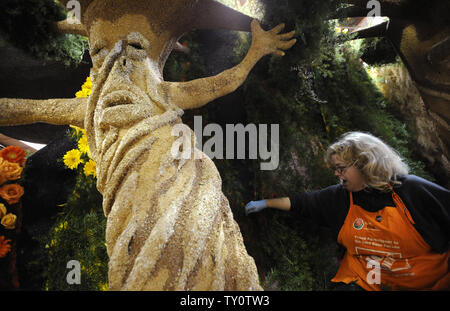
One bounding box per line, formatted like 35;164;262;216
245;200;267;215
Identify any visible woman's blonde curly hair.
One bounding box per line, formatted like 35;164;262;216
325;132;409;192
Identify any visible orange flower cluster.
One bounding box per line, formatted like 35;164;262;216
0;235;11;258
0;146;26;235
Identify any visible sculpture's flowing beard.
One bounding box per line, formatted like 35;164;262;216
84;39;262;290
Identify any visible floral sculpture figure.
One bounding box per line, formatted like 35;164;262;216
0;0;296;290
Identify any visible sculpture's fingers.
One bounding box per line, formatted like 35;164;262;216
270;23;285;34
278;30;296;40
278;38;297;50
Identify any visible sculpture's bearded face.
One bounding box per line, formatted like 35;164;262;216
82;14;161;162
88;14;155;93
85;13;172;136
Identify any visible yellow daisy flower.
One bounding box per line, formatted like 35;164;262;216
83;159;97;178
63;149;84;170
78;134;90;155
76;77;92;98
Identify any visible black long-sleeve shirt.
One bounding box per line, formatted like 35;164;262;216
289;175;450;253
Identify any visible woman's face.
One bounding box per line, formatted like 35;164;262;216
331;155;366;192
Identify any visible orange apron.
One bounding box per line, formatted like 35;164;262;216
331;190;450;290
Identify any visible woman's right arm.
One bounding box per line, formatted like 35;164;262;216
265;197;292;211
244;197;291;215
245;185;349;230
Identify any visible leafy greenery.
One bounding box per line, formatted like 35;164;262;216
0;0;88;66
44;178;106;290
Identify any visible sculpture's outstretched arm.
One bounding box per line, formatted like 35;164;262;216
161;19;296;110
0;97;87;128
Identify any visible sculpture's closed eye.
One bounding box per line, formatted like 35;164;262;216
128;42;144;50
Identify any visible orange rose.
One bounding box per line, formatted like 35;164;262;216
0;146;26;165
0;160;22;181
0;184;24;205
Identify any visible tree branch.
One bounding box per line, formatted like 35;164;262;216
349;20;389;39
0;97;87;128
428;36;450;66
51;20;88;37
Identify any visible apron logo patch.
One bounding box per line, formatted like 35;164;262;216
353;218;364;230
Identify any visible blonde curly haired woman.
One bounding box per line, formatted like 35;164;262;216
245;132;449;291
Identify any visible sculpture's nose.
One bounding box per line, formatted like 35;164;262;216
116;33;149;71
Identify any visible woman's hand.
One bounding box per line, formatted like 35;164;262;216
249;19;297;59
244;200;268;215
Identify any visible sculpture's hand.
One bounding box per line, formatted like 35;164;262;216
250;19;297;58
